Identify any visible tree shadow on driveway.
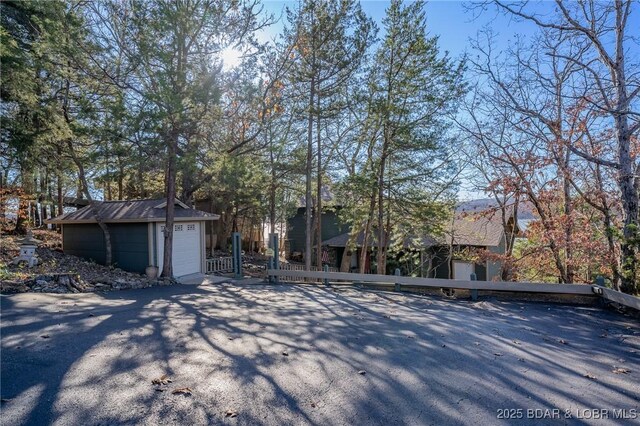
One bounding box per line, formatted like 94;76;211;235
1;283;639;425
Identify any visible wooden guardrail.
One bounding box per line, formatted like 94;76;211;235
266;269;640;311
278;263;339;282
267;269;595;295
593;285;640;310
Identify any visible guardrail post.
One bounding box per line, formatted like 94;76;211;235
470;273;478;301
394;268;401;292
593;275;606;306
269;233;279;284
323;264;329;286
232;232;242;280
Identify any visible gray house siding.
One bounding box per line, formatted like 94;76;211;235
63;223;149;273
487;236;506;281
287;208;345;255
428;247;488;281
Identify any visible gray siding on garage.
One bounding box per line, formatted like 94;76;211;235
428;246;488;281
62;223;149;273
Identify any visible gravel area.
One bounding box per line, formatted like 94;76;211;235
1;283;639;425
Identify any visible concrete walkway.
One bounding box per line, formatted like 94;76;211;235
178;274;264;286
177;273;231;285
1;284;638;425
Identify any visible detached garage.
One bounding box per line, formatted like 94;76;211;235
47;199;219;277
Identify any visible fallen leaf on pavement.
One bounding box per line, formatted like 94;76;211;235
558;339;568;345
172;387;192;395
358;370;366;375
612;368;630;374
282;351;289;356
584;373;597;380
40;335;50;339
225;410;238;418
494;353;503;357
152;374;172;385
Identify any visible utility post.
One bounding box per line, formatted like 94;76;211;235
269;233;279;284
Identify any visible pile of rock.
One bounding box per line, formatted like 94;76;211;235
1;231;177;294
30;274;86;293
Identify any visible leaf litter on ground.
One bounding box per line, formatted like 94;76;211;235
172;387;192;395
612;367;630;374
152;374;172;385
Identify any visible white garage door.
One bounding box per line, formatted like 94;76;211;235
157;222;201;277
453;261;475;280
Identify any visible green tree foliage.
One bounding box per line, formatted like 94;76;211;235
2;0;470;281
340;0;465;274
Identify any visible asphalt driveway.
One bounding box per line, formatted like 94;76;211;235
1;283;639;425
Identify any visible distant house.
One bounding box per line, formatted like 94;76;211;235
286;206;346;260
47;199;219;277
321;207;519;281
285;186;345;260
436;208;519;281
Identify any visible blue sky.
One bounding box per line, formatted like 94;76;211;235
237;1;639;201
255;0;547;60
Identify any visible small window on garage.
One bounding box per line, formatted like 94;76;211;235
187;224;195;231
175;224;183;232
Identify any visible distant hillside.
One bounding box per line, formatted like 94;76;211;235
456;198;537;220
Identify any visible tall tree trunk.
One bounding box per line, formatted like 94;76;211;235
612;1;638;294
162;129;178;278
56;146;63;231
248;215;255;253
316;88;323;269
66;139;113;265
304;76;315;271
137;145;145;198
15;162;34;234
268;128;277;234
39;169;47;226
617;121;638;293
360;190;376;273
118;157;124;200
376;146;388;275
14;191;28;235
